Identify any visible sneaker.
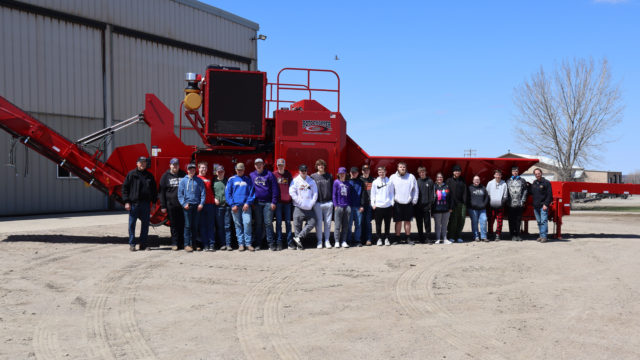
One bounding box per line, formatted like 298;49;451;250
129;245;136;252
482;238;488;242
185;246;193;252
171;245;179;251
356;243;363;247
443;239;453;244
196;247;203;252
365;240;372;246
540;237;547;243
293;236;303;248
457;238;464;243
384;238;391;246
276;244;283;251
435;240;442;244
511;236;517;241
377;239;383;246
317;241;323;249
296;243;304;250
325;240;332;249
495;234;501;241
238;245;245;252
517;236;523;241
407;239;415;245
219;245;227;251
226;246;233;251
288;245;297;250
341;241;349;248
474;237;480;242
247;245;255;252
269;245;277;251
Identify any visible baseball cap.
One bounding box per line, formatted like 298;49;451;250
277;158;286;165
452;164;462;172
350;166;359;173
216;164;224;171
187;162;197;169
361;164;370;170
169;158;179;165
236;163;245;170
299;164;308;171
338;167;347;174
255;158;264;164
137;156;147;163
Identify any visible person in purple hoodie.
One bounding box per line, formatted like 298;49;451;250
333;167;352;248
250;158;280;251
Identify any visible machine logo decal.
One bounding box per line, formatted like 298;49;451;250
302;120;332;133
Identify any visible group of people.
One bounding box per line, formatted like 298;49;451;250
122;156;553;252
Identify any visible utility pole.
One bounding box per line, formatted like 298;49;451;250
464;149;477;157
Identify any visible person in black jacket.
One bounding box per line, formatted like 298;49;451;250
122;156;158;251
415;166;435;243
159;158;187;250
506;166;529;241
432;173;453;244
531;168;553;243
467;175;490;241
446;164;468;242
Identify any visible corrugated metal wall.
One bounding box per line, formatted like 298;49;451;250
0;1;258;216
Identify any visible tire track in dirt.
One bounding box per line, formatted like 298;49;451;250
85;254;165;360
393;247;508;360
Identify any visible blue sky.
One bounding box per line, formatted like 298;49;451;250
206;0;640;174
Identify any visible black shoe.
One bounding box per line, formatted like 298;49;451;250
145;246;151;251
129;245;136;252
407;239;415;245
276;244;283;251
296;243;304;250
356;243;363;247
269;245;277;251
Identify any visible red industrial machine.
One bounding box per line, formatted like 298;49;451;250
1;67;639;239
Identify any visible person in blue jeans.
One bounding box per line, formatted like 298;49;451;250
212;165;232;250
250;158;279;251
531;168;553;243
347;167;368;247
226;162;255;252
273;158;294;250
467;175;489;241
122;156;157;252
178;162;206;252
197;162;216;252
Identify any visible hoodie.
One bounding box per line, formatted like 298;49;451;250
467;184;489;210
289;175;318;210
389;171;418;205
333;179;352;208
432;182;453;213
370;176;394;208
273;170;293;203
506;176;528;208
311;173;333;203
348;177;368;208
178;175;206;207
159;169;186;208
486;179;508;208
225;174;255;207
250;169;279;204
416;177;435;206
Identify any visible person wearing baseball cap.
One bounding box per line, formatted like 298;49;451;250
360;164;375;245
446;164;467;243
333;167;352;248
347;166;368;247
178;162;206;252
122;155;157;251
273;158;294;250
506;165;528;241
159;158;187;250
225;162;255;251
250;158;280;251
212;164;233;250
290;164;318;250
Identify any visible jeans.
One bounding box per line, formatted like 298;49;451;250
215;205;232;247
534;207;549;239
313;201;333;242
293;207;316;239
166;204;184;248
361;204;373;242
232;208;252;246
128;202;150;246
348;206;363;245
433;211;450;240
253;202;275;248
448;203;466;239
468;209;487;240
275;202;293;247
334;206;351;244
198;204;216;248
183;205;200;248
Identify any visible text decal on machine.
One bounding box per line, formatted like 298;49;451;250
302;120;332;134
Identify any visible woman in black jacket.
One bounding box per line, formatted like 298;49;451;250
467;175;489;241
432;173;453;244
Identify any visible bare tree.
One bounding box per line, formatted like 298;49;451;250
513;58;623;181
625;171;640;184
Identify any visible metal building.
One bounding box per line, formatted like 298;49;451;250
0;0;259;215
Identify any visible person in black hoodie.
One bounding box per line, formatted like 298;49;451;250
446;164;468;242
467;175;490;241
530;168;553;243
159;158;187;250
432;172;453;244
415;166;435;243
506;166;529;241
122;156;158;251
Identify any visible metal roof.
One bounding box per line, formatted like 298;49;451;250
174;0;259;30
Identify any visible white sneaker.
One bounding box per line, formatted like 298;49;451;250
435;239;442;244
317;241;322;249
384;238;391;246
376;239;383;246
444;239;453;244
325;240;332;249
341;241;349;248
293;236;303;247
457;238;464;243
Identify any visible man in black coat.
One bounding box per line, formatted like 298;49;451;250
531;168;553;243
159;158;187;250
446;164;468;242
122;156;157;251
415;166;435;243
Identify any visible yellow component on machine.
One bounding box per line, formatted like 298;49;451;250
184;92;202;110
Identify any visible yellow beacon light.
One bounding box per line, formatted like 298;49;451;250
183;72;202;110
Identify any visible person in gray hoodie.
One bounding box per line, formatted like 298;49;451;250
506;166;529;241
486;169;508;241
467;175;489;241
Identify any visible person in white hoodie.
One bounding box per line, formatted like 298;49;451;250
289;164;318;250
486;169;508;241
389;162;419;245
370;166;394;246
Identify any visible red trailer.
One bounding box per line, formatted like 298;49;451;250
1;67;639;238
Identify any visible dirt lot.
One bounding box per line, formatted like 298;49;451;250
1;198;639;360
